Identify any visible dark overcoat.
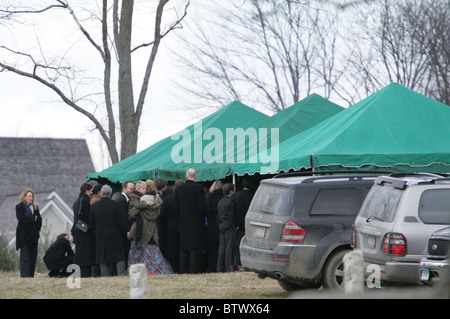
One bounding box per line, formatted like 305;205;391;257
174;180;207;250
15;202;42;250
218;195;236;232
232;188;254;231
205;189;223;242
114;193;132;261
161;192;180;272
72;193;95;266
89;197;127;264
115;193;132;231
43;237;74;271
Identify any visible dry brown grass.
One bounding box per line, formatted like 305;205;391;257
0;271;289;299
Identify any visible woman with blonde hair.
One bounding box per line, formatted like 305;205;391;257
15;189;42;277
127;180;173;275
146;179;157;194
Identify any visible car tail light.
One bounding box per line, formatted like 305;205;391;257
351;225;357;248
281;221;306;243
382;233;407;256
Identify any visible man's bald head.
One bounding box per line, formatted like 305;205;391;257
186;168;197;181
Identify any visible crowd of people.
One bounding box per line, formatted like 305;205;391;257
14;168;254;278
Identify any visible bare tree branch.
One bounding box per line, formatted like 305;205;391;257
172;0;343;113
65;2;105;60
345;0;449;103
0;2;67;19
131;1;189;53
1;0;189;163
0;55;117;161
135;1;190;121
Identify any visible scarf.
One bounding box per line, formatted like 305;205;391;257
25;204;34;216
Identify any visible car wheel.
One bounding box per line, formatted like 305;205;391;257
322;249;351;291
277;279;319;292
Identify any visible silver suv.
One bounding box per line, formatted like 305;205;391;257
353;173;450;285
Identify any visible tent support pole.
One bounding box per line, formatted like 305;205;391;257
311;154;316;172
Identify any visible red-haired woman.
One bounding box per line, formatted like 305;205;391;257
15;189;42;277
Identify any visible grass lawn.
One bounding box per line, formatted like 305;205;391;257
0;270;289;299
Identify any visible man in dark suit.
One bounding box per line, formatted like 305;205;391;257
232;178;254;269
115;180;134;264
90;185;127;276
174;168;207;274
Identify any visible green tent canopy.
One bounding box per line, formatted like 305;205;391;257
88;94;344;184
262;93;343;142
230;94;344;175
88;84;449;184
238;83;450;175
87;101;269;183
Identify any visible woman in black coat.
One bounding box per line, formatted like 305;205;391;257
16;189;42;278
205;180;224;272
71;182;96;277
43;233;74;277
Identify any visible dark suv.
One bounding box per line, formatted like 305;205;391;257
240;172;383;291
419;227;450;286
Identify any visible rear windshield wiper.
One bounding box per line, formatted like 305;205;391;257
366;215;384;223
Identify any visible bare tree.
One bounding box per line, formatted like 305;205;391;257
171;0;345;114
0;0;189;164
344;0;449;104
406;0;449;105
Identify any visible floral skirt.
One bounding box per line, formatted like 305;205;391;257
127;240;174;275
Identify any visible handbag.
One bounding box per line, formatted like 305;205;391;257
75;197;89;232
76;219;89;232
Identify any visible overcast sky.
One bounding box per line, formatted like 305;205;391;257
0;1;223;171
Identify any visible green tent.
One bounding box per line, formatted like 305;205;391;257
230;94;344;175
262;93;343;142
237;83;450;175
87;101;269;183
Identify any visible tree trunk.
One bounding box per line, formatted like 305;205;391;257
115;0;138;161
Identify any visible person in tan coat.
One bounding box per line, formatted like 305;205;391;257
126;180;173;275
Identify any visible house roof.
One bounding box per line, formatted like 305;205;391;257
0;137;95;203
0;137;95;242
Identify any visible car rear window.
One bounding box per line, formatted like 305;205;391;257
310;188;358;216
358;184;403;222
419;189;450;224
249;185;294;216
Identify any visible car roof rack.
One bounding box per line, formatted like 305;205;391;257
375;176;407;189
273;170;391;179
388;172;448;179
376;173;450;189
